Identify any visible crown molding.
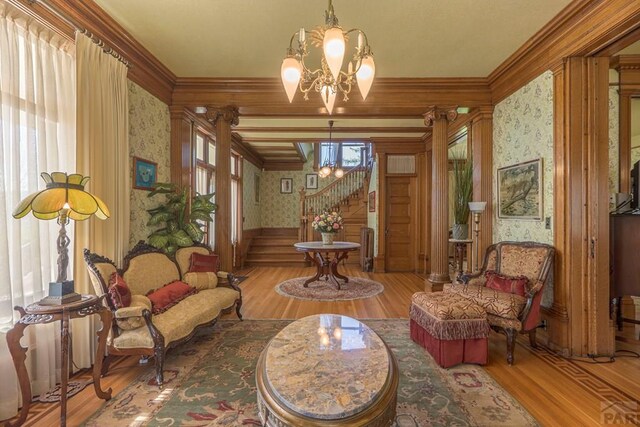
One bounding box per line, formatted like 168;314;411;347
172;77;492;117
489;0;640;103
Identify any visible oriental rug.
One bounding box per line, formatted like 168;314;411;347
84;320;537;427
275;276;384;301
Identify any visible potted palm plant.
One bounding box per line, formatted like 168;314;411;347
146;183;216;254
452;156;473;240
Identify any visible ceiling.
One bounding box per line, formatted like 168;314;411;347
94;0;572;78
94;0;587;166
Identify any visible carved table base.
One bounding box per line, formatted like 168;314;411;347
5;294;112;427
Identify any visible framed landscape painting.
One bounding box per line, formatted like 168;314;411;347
133;156;157;190
497;158;542;220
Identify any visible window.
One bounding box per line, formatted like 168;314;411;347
316;142;369;170
195;130;216;249
0;13;76;324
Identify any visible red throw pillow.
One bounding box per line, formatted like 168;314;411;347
108;272;131;309
485;270;528;297
189;253;219;273
146;281;197;314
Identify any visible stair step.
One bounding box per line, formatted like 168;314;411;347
246;253;304;261
248;246;298;253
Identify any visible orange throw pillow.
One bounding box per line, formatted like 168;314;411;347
485;271;528;297
146;281;197;314
189;253;219;273
108;272;131;309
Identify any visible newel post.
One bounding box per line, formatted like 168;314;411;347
299;187;306;242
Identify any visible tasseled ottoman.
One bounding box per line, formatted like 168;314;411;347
410;292;490;368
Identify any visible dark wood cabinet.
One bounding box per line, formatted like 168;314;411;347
610;214;640;329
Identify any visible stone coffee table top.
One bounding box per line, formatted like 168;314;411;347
264;314;390;420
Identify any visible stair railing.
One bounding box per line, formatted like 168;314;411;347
299;161;372;242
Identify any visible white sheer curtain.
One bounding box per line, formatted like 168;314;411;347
72;32;129;368
0;2;75;420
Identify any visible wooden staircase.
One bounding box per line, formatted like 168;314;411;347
299;165;371;265
244;229;307;268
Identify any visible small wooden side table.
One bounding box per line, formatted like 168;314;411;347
449;239;474;279
5;294;113;427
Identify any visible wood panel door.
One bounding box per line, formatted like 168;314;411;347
385;176;417;271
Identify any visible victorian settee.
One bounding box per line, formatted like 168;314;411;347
84;241;242;386
444;241;554;365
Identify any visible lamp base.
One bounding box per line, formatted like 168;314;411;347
39;280;81;305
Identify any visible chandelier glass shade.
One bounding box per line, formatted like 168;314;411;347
280;0;375;114
318;120;344;179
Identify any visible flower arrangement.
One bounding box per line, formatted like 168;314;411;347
312;210;344;233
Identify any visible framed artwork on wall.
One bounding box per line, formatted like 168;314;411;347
497;158;543;220
280;178;293;194
133;156;157;191
368;191;376;212
306;173;318;189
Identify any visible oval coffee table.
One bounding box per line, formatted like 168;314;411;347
256;314;398;426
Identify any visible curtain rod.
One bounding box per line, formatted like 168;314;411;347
28;0;132;68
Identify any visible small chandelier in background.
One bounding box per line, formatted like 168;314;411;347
318;120;344;179
280;0;376;114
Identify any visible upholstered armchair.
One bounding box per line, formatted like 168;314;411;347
444;241;554;365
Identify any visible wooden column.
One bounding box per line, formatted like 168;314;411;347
424;106;457;289
546;61;570;354
206;105;239;272
374;154;387;272
470;106;493;271
552;58;614;357
169;106;196;189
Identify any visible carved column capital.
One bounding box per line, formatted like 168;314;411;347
205;105;239;126
423;106;458;127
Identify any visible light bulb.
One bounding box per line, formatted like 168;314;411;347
280;57;302;103
323;27;345;80
320;165;331;176
63;202;70;210
321;85;337;114
334;168;344;178
356;55;375;100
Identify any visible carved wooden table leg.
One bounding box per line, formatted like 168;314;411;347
60;308;71;427
92;307;112;400
303;252;322;287
5;318;31;427
331;251;350;284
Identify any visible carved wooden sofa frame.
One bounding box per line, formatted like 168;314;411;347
84;241;242;386
455;241;555;365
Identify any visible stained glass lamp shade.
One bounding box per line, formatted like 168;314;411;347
13;172;110;303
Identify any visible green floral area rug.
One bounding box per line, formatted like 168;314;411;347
84;320;537;426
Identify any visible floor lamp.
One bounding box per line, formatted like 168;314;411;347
468;201;487;272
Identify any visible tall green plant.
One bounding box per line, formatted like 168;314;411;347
146;183;217;254
452;156;473;225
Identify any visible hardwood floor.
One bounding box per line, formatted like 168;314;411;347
5;266;639;426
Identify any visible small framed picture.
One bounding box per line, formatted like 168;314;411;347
133;156;157;191
306;173;318;189
368;191;376;212
497;158;543;219
280;178;293;194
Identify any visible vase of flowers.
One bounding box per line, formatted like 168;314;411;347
312;210;343;245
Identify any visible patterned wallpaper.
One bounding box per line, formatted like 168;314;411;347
242;159;262;230
493;71;554;245
608;71;620;197
128;81;171;248
260;154;335;228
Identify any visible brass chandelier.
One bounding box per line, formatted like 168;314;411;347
280;0;376;114
318;120;344;178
